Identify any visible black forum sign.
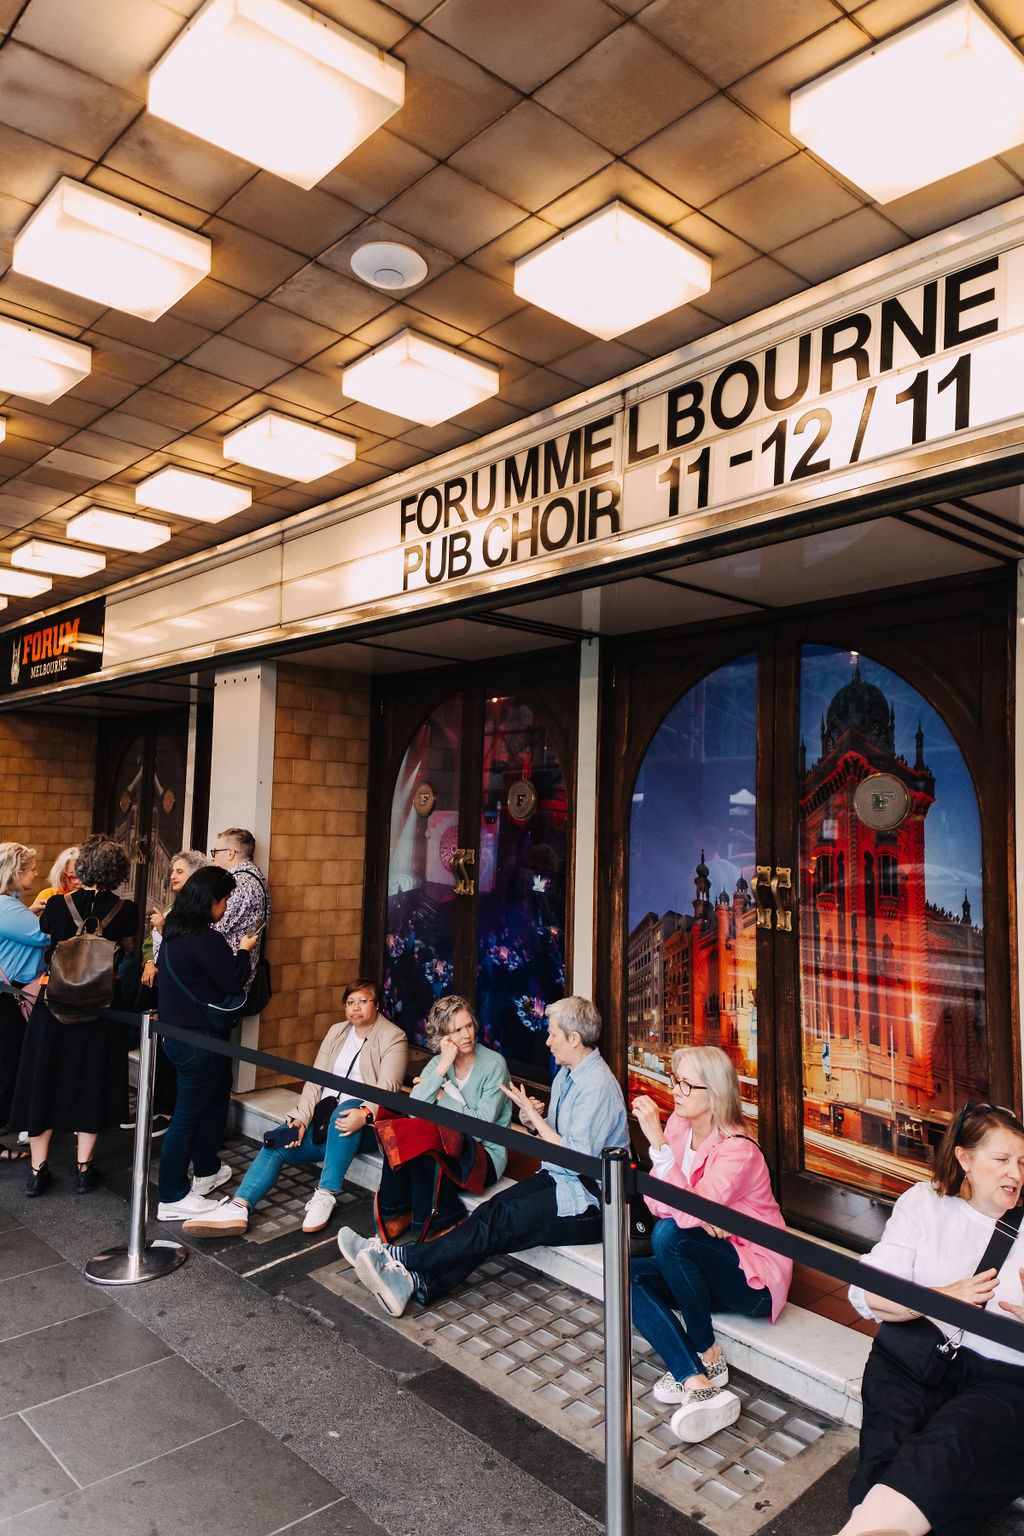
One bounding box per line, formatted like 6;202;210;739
0;597;105;694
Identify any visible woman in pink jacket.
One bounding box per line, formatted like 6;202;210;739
631;1046;791;1443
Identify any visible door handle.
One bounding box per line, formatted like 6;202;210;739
753;866;774;929
771;866;793;932
452;847;476;896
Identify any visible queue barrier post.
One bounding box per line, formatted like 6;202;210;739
601;1145;634;1536
85;1012;186;1287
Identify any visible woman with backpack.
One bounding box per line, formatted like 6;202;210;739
154;865;258;1223
10;833;138;1196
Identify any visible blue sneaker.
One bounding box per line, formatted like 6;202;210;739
355;1244;414;1316
337;1226;384;1267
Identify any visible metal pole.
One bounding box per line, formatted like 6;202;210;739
86;1013;187;1286
602;1144;634;1536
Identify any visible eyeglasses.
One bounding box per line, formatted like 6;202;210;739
672;1076;709;1096
210;846;232;857
954;1100;1015;1139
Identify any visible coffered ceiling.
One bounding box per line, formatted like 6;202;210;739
1;0;1023;625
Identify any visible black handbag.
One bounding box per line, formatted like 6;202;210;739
874;1201;1024;1385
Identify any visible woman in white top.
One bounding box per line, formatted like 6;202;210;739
843;1101;1024;1536
182;978;407;1238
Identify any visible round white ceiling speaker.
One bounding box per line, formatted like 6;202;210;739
350;242;428;290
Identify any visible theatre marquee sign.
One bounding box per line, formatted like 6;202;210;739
388;247;1022;597
0;598;105;695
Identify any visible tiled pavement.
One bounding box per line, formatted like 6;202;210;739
316;1252;851;1536
199;1138;857;1534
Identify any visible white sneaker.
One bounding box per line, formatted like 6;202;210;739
670;1388;740;1442
192;1162;232;1197
157;1191;221;1222
337;1225;384;1266
302;1188;337;1233
182;1198;250;1237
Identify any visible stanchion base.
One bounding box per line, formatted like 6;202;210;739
85;1239;187;1287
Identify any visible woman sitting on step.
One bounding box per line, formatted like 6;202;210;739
373;994;511;1243
631;1045;791;1444
182;978;406;1238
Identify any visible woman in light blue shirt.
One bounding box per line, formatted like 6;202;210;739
0;842;47;1149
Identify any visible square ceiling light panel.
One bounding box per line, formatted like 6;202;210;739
342;330;500;427
13;180;211;322
224;411;357;481
513;202;713;341
67;508;172;553
149;0;406;190
12;540;106;577
136;466;252;522
0;317;91;404
0;569;50;598
790;0;1024;202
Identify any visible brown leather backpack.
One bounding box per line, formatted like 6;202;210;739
45;893;124;1024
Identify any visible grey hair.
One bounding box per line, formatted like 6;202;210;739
172;848;208;876
218;827;255;860
424;994;478;1052
0;842;36;896
671;1046;744;1136
546;995;601;1048
46;845;79;892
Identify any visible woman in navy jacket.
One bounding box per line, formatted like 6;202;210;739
155;866;257;1222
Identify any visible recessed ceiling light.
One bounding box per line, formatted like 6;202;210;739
350;242;428;291
136;466;252;522
13;179;211;321
0;419;6;445
66;508;172;553
0;317;91;404
0;569;51;598
342;329;500;426
790;0;1024;202
513;202;712;340
223;411;357;481
12;540;106;577
149;0;406;190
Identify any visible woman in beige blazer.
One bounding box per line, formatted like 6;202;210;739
182;977;407;1238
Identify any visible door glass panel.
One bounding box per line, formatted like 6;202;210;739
383;697;462;1047
626;656;759;1127
148;733;187;913
475;695;567;1084
799;647;987;1195
108;734;146;905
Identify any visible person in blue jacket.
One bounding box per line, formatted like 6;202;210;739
0;841;47;1150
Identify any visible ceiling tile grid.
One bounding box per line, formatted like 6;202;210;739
0;0;1018;621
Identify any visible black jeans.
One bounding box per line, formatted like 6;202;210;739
400;1171;601;1303
157;1031;232;1202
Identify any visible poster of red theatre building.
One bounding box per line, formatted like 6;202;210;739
627;648;985;1198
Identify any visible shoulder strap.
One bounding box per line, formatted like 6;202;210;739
93;898;124;935
160;944;205;1011
64;892;84;931
975;1202;1024;1275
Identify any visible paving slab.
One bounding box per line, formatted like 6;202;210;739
0;1304;171;1414
0;1257;111;1341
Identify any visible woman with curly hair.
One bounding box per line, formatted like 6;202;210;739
10;833;138;1197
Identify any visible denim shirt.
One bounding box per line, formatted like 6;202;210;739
542;1047;628;1216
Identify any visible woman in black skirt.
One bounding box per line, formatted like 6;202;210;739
11;833;138;1197
843;1101;1024;1536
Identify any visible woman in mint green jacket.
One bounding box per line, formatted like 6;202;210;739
375;995;511;1242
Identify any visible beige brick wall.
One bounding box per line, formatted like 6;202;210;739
0;711;97;878
258;661;370;1088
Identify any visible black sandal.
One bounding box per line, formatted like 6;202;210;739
0;1141;28;1161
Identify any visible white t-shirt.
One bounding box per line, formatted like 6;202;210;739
849;1179;1024;1366
321;1030;365;1103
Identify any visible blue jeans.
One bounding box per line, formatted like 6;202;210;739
158;1031;233;1202
235;1099;375;1211
377;1149;499;1233
631;1219;772;1383
398;1170;601;1303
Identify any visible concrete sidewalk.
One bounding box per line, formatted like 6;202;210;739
2;1132;1022;1536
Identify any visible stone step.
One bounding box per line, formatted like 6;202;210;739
228;1089;870;1427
